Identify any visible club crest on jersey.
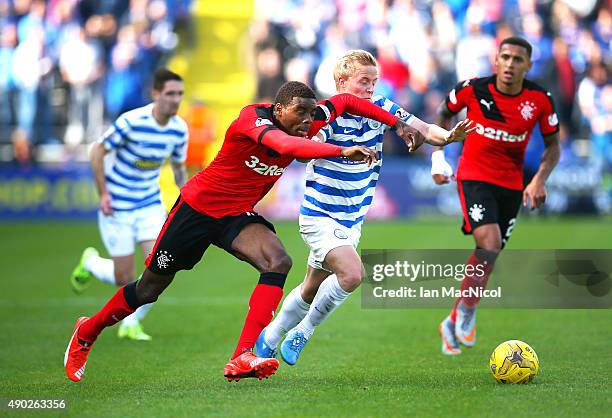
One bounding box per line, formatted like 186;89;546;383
368;119;381;130
255;117;273;127
156;250;174;269
469;204;486;223
518;101;537;121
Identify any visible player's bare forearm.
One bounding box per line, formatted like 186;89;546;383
403;118;450;146
89;141;108;197
433;102;454;151
171;162;188;188
424;123;452;146
429;119;475;146
532;133;561;185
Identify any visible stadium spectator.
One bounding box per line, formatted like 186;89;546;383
578;60;612;166
59;26;104;145
251;0;609;165
455;7;495;81
255;47;284;102
0;0;608;167
0;24;16;133
0;0;184;160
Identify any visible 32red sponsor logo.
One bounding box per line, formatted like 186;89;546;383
245;155;286;176
474;123;528;143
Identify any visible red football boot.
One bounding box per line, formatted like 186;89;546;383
223;351;279;382
64;317;93;382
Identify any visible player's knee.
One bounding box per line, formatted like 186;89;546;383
337;269;363;292
135;270;173;304
135;281;162;304
479;239;502;252
475;232;502;252
266;253;292;274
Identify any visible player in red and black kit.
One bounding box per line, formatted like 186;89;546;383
64;81;419;381
431;37;561;355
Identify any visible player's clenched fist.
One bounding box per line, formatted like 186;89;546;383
340;145;378;165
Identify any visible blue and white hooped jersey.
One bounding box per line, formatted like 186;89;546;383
100;103;188;211
299;95;414;228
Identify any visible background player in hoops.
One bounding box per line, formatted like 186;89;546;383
69;68;188;342
64;81;421;382
431;37;561;355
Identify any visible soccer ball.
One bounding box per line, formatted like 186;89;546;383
489;340;539;384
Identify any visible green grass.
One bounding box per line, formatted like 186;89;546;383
0;217;611;417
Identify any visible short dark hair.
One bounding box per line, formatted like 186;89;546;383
274;81;316;106
153;68;183;91
499;36;532;58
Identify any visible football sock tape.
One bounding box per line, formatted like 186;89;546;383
259;272;287;289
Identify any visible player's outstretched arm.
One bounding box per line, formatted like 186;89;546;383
523;132;561;210
307;93;399;137
90;141;113;215
406;117;475;147
260;129;344;159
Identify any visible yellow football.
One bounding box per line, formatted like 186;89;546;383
489;340;539;384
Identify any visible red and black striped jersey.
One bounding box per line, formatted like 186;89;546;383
181;94;398;218
446;75;559;190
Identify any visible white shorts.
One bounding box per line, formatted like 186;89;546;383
299;215;361;273
98;204;167;257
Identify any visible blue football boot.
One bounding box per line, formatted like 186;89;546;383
280;329;309;366
255;327;277;359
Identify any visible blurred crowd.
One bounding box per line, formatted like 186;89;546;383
1;0;609;167
0;0;193;162
250;0;611;164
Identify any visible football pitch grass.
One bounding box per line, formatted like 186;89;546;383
1;217;611;417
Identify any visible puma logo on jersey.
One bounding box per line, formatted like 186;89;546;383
473;123;528;142
480;99;494;111
245;155;286;176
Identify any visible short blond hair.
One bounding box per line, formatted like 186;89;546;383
333;49;378;89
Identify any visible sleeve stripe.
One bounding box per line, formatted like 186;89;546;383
324;100;337;120
257;126;277;145
317;104;331;122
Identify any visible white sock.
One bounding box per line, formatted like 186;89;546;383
121;304;152;326
266;285;310;347
84;254;116;285
295;274;350;339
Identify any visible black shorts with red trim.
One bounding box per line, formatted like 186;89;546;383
145;196;275;275
457;180;522;248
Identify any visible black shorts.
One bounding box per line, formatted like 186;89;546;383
457;180;522;248
145;196;275;275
